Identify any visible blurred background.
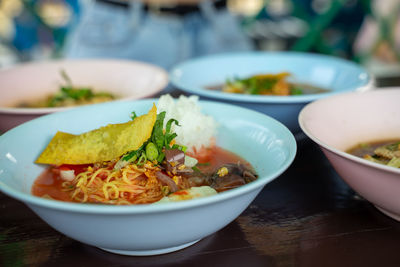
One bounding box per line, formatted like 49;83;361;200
0;0;399;80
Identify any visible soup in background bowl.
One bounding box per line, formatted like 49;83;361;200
0;97;296;256
299;88;400;221
347;140;400;168
206;72;329;96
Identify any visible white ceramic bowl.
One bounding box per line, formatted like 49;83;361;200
0;59;168;133
0;99;296;255
299;89;400;221
170;51;373;135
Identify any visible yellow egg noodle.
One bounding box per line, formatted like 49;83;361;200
61;161;190;204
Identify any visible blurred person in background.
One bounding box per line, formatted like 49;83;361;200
62;0;255;69
353;0;400;76
0;0;81;66
2;0;398;78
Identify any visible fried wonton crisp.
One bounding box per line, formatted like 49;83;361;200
36;104;157;165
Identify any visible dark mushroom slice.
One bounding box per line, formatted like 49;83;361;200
211;173;246;192
209;162;258;192
186;174;211;187
155;171;179;193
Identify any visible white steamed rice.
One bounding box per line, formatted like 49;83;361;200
157;94;217;153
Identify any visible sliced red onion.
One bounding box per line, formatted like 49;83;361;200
165;149;185;165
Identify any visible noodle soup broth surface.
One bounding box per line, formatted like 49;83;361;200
32;146;254;204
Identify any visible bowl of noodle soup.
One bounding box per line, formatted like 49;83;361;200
0;96;296;256
170;51;373;136
0;58;168;133
299;89;400;221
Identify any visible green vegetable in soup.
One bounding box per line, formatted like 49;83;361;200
206;72;328;96
347;140;400;169
120;111;183;166
16;70;116;108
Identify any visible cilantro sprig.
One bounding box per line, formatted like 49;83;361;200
121;111;184;165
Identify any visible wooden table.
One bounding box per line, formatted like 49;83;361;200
1;80;400;267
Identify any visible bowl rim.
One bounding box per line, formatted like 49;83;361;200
298;88;400;176
169;51;373;104
0;98;297;214
0;58;169;115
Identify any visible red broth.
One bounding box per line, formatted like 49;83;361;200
32;146;253;203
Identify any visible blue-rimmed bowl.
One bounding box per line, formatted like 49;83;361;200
170;51;373;135
0;98;296;256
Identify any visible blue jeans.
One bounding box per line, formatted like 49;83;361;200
63;0;254;70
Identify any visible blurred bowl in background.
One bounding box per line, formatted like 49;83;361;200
0;59;168;133
170;51;373;135
299;88;400;221
0;99;296;255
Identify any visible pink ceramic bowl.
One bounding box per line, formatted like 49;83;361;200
299;88;400;221
0;59;168;133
